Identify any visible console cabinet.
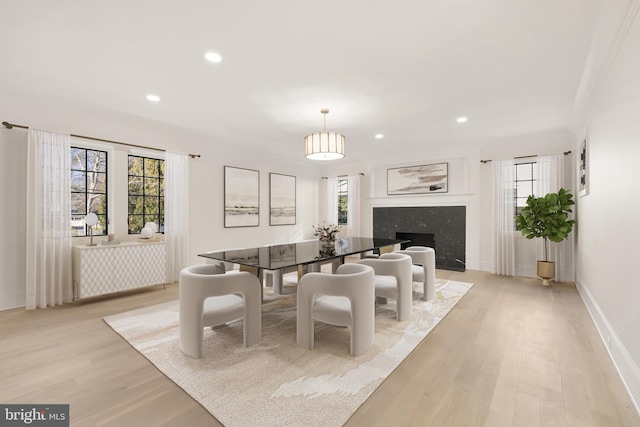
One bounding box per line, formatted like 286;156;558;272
72;242;166;300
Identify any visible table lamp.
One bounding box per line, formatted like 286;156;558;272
85;212;98;246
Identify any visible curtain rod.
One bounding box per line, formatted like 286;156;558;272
480;151;571;164
321;173;365;179
2;121;201;158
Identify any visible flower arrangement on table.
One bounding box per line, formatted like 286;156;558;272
313;223;342;247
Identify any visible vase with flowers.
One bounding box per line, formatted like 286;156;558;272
313;223;342;248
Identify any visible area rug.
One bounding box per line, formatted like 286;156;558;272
104;278;473;427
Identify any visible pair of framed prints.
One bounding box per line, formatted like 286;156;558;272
224;166;295;228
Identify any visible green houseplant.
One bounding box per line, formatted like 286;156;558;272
514;187;576;286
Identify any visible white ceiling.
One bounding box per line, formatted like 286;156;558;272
0;0;603;166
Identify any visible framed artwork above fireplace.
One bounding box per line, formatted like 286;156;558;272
387;162;448;195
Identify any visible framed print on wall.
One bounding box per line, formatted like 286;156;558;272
387;162;448;195
269;173;296;225
578;137;589;197
224;166;260;227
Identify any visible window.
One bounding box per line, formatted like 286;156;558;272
70;147;108;237
337;178;348;225
128;155;164;234
515;162;537;217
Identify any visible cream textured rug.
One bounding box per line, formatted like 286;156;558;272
104;278;472;427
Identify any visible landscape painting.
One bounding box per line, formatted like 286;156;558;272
224;166;260;227
269;173;296;225
387;162;448;195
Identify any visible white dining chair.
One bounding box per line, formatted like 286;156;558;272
358;252;413;321
296;263;376;356
179;264;262;358
394;246;436;301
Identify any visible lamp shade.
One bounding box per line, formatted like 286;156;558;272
140;227;154;239
85;212;99;246
304;132;345;160
85;212;98;227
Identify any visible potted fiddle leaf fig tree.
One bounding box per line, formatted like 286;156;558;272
515;187;576;286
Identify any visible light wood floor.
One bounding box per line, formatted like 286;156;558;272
1;270;638;427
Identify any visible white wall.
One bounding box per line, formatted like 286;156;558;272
573;0;640;411
0;128;27;309
0;97;322;310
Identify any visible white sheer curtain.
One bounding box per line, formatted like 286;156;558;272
323;177;339;224
345;175;361;236
26;128;72;309
535;154;571;281
164;151;189;283
493;159;516;276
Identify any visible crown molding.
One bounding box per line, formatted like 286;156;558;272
571;0;640;132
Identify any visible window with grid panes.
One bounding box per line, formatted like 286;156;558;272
128;155;164;234
515;162;537;218
70;147;108;237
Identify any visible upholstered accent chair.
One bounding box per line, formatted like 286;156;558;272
296;263;376;356
394;246;436;301
179;264;261;358
359;252;413;321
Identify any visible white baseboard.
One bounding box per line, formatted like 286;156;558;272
479;261;495;273
575;274;640;417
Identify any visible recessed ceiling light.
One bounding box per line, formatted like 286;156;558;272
375;134;384;139
205;52;222;63
146;94;160;102
456;117;468;123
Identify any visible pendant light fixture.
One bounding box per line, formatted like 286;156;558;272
304;109;345;160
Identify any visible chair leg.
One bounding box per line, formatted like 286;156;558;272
296;293;315;350
425;251;436;301
179;299;205;358
243;292;262;347
397;286;412;322
350;299;375;356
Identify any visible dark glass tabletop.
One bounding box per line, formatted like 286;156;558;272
198;237;408;271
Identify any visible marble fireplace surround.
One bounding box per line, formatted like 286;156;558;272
372;206;466;272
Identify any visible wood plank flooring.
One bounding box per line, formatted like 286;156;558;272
1;270;638;426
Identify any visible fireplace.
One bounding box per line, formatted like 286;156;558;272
373;206;465;272
396;232;435;250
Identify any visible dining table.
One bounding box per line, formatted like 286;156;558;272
198;237;409;299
